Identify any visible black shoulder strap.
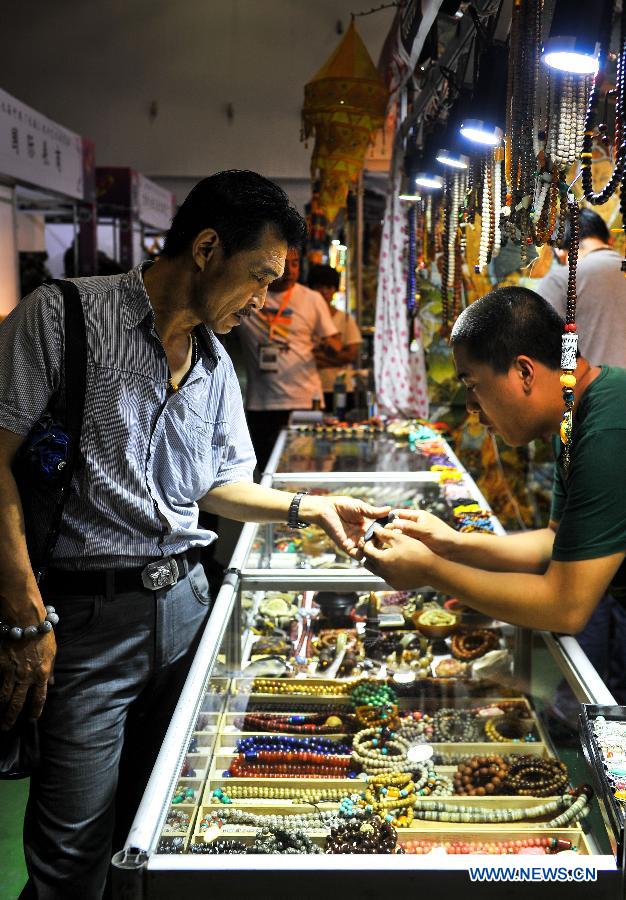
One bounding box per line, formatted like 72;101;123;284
34;280;87;583
52;279;87;474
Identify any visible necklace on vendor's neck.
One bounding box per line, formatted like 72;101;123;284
168;332;198;393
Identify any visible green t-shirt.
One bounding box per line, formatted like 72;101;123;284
551;366;626;598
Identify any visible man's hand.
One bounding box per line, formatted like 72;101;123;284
358;524;435;589
390;509;460;559
0;630;56;729
300;495;391;555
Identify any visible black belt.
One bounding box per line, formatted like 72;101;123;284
45;549;203;596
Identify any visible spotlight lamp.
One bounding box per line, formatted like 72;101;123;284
541;0;612;75
436;149;470;170
460;119;503;147
415;173;443;190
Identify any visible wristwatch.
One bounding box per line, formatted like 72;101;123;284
287;490;309;529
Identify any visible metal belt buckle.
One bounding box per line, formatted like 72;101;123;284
141;557;179;591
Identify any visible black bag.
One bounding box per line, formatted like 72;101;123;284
0;280;87;779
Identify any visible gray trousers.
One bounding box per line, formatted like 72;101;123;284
20;560;211;900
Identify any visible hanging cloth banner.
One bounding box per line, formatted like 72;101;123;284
378;0;443;100
374;155;428;418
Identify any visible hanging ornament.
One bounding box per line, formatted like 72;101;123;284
504;0;545;256
493;148;504;258
302;20;388;223
440;174;452;334
581;8;626;268
476;154;496;272
559;200;580;474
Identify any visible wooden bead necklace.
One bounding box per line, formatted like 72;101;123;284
581;8;626;250
433;708;481;742
453;755;508;796
351;727;411;773
559;200;580;473
248;679;352;697
211;784;348;803
402;836;573;855
484;714;537;744
501;755;569;797
325;815;400;854
410;785;591;825
450;629;500;661
234;712;355;735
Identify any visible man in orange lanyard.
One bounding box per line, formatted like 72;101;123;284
238;247;341;471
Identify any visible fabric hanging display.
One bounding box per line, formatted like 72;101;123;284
374;156;428;418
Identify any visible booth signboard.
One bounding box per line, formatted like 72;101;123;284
0;86;84;199
137;173;175;230
97;166;174;229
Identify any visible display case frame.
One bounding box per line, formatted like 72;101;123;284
112;429;623;899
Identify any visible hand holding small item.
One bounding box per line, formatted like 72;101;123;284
358;522;436;591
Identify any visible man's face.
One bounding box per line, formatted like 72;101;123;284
453;345;545;447
268;248;300;292
192;225;287;334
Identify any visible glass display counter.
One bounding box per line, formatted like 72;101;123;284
112;428;623;899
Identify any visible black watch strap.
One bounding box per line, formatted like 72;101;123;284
287;490;309;529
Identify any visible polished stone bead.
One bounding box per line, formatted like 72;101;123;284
23;625;39;639
38;620;53;633
9;626;23;640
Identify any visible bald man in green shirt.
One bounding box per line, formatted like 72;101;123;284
359;286;626;648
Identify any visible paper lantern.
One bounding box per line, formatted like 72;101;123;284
302;20;388;223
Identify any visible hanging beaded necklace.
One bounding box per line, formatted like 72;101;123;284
581;6;626;267
440;174;453;334
505;0;545;258
558;200;580;473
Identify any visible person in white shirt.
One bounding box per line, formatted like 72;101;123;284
308;264;363;411
238;249;340;469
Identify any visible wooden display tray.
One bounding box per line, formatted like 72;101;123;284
203;745;557;805
190;824;591;852
222;695;536;718
212;734;547;760
227;685;530;713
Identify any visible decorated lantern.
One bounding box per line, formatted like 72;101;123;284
302;20;388;224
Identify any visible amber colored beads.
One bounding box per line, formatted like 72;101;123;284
453;755;508;796
248;679;352;697
451;629;500;661
501;756;569;797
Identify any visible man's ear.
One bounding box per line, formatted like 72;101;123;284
192;228;220;271
515;355;535;394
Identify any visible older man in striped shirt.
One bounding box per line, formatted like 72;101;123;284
0;171;387;899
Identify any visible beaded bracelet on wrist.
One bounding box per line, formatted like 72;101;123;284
0;605;59;641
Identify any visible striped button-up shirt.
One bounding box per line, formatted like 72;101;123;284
0;264;256;569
